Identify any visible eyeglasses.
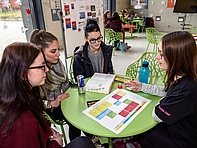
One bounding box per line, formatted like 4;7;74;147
158;49;165;59
28;62;47;71
88;35;103;44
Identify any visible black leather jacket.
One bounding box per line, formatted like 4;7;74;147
73;41;114;81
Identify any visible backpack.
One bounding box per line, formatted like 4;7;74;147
119;41;128;52
144;17;155;28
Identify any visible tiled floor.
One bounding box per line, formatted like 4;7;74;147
64;32;153;77
111;32;149;75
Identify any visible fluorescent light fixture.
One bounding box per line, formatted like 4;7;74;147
155;16;161;21
178;17;184;22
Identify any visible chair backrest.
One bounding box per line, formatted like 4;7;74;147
104;28;122;43
69;56;76;84
43;111;67;144
126;52;166;85
188;28;197;34
138;19;144;26
145;28;159;44
145;27;158;34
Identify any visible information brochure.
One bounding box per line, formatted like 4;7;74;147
85;73;115;94
115;74;133;83
83;89;151;134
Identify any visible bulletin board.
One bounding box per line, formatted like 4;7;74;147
61;0;104;57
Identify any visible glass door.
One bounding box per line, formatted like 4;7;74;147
0;0;44;58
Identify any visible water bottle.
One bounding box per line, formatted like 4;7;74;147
139;61;150;84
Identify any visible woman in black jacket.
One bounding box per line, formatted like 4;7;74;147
73;19;114;81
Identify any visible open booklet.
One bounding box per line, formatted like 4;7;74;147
85;73;116;94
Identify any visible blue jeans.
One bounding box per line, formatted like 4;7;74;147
114;40;120;49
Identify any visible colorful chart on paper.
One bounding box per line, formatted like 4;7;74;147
83;89;151;134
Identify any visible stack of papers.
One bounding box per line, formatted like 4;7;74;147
85;73;115;94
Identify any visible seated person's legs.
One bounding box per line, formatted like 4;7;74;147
135;123;179;148
46;106;81;141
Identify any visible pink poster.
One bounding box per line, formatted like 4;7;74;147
167;0;174;8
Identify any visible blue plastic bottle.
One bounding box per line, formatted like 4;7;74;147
139;61;150;84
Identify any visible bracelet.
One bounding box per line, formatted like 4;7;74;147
43;100;52;109
47;101;52;109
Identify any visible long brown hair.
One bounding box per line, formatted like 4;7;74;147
29;29;58;49
0;42;47;137
162;31;197;90
104;10;110;25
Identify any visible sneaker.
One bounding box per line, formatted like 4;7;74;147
91;136;101;147
92;136;109;148
95;143;109;148
127;46;131;49
91;136;100;143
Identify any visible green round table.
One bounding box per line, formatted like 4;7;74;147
61;81;160;139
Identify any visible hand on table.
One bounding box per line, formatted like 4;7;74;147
50;93;70;108
57;93;70;101
124;80;142;92
49;128;63;146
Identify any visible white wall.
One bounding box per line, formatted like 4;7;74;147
41;0;64;49
116;0;197;32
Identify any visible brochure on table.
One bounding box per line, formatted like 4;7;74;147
83;89;151;134
85;73;115;94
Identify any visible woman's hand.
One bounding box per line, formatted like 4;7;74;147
49;128;63;146
57;93;70;101
124;80;142;92
50;93;70;108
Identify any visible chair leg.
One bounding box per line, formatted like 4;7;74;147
60;124;67;145
153;44;158;52
108;138;113;148
112;41;115;56
142;27;145;33
137;26;141;33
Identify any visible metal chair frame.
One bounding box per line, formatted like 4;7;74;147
126;52;166;86
43;111;67;145
145;28;165;52
104;28;123;55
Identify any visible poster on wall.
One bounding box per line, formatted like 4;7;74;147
130;0;148;9
167;0;174;8
61;0;104;57
50;0;61;21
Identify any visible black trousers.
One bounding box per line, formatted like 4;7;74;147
134;123;180;148
46;105;93;141
64;136;95;148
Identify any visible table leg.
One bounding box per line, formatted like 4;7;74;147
108;138;113;148
125;28;137;39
